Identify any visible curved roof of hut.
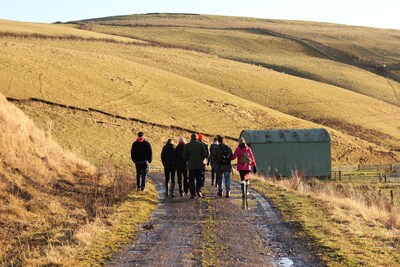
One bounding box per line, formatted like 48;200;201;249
240;128;331;143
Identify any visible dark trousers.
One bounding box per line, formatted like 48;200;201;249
176;167;188;194
211;168;216;184
164;167;176;195
201;169;205;188
189;169;203;196
239;170;251;181
135;161;149;190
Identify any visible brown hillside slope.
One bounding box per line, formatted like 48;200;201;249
0;19;399;165
89;14;400;107
0;94;154;266
0;19;145;44
0;93;95;264
82;15;400;151
1;37;398;165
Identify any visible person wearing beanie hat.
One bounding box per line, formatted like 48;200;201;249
175;136;188;196
231;137;257;198
197;133;209;190
183;133;208;198
198;133;204;140
130;131;153;191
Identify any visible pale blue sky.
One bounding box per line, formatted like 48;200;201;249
1;0;399;30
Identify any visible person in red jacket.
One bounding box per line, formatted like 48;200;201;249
231;137;256;198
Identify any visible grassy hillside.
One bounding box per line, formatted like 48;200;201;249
0;16;400;168
0;16;399;168
0;18;144;44
0;13;399;266
89;14;400;104
0;94;156;265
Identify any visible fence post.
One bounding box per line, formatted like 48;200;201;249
339;170;342;181
384;174;387;183
379;173;382;183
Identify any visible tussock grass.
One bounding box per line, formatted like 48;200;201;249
281;174;399;229
0;95;157;265
251;174;400;266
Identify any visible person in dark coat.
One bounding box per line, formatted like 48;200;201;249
161;138;176;197
175;136;188;196
207;137;219;186
197;134;209;189
183;133;208;198
211;135;233;198
131;131;152;191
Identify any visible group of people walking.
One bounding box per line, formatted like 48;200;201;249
130;131;257;199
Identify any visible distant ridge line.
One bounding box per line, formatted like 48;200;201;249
5;96;237;141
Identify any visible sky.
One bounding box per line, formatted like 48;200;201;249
0;0;399;30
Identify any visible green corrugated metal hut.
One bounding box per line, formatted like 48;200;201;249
240;128;331;177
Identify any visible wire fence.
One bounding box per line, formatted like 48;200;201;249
331;163;400;183
332;163;400;172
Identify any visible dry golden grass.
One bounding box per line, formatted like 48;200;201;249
1;14;400;265
0;38;315;137
93;13;400;63
92;15;400;106
251;174;400;266
88;15;400;151
0;19;145;44
1;35;399;164
0;94;156;265
0;93;94;183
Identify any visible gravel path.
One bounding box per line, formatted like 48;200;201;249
107;172;322;267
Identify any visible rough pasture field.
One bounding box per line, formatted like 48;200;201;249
1;18;399;165
1;14;400;266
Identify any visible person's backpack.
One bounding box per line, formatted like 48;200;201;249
219;145;231;165
239;151;252;165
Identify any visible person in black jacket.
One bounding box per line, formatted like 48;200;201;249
161;138;176;197
197;134;209;190
131;131;152;191
175;136;188;196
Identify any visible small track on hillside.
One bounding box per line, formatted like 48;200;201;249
6;96;237;141
107;172;322;267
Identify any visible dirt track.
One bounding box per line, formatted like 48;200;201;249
107;172;322;267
